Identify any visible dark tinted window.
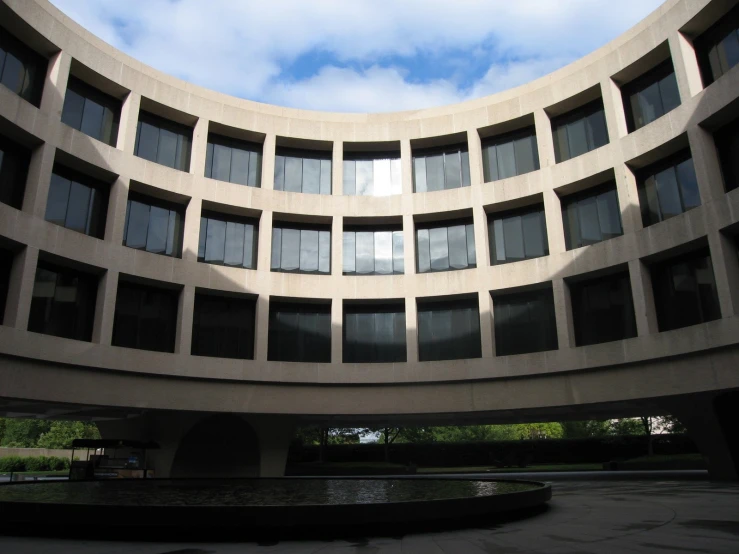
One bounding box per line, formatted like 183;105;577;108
417;298;482;361
489;204;548;265
416;219;476;273
552;99;610;163
562;182;623;250
570;271;637;346
0;248;12;325
268;301;331;362
651;248;721;332
493;287;558;356
694;4;739;87
198;212;258;269
134;111;192;171
28;261;97;342
482;127;540;182
123;193;183;258
413;143;470;192
61;77;121;146
271;223;330;274
637;150;701;226
343;152;401;196
0;28;46;106
274;147;331;195
343;227;403;275
45;165;108;238
192;293;256;359
343;303;406;363
623;59;681;132
0;134;31;209
714;116;739;192
112;281;179;353
205;134;262;187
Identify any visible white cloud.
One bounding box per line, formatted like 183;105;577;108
49;0;665;112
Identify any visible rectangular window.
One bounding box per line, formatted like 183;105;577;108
650;248;721;332
623;59;681;132
413;143;471;192
268;300;331;362
343;152;402;196
416;219;476;273
694;4;739;87
0;27;46;106
192;293;256;359
488;204;548;265
562;182;623;250
134;111;192;171
45;165;108;238
197;211;258;269
122;193;184;258
714;116;739;192
637;150;701;226
28;261;98;342
343;227;403;275
61;77;121;146
570;271;637;346
271;222;330;274
493;287;558;356
343;303;406;363
112;280;179;353
482;127;540;182
552;98;610;163
417;297;482;361
204;134;262;187
274;147;331;195
0;248;12;325
0;134;31;209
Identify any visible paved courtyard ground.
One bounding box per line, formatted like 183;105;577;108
1;473;737;553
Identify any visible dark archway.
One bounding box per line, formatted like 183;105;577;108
170;414;260;478
713;391;739;479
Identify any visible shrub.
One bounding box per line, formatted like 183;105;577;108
0;456;25;472
0;455;71;473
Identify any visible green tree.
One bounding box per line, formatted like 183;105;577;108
37;421;100;449
0;419;52;447
560;420;612;438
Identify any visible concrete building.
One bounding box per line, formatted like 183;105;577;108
0;0;738;479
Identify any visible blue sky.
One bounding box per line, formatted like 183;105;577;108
49;0;666;113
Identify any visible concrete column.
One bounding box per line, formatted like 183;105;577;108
21;142;55;219
533;109;555;168
4;246;38;330
472;204;491;268
543;189;566;254
116;92;141;154
189;118;209;176
175;285;195;355
104;176;129;245
614;162;643;235
400;139;414;195
331;215;342;276
256;210;273;272
628;259;659;336
466;128;484;186
688;125;726;202
39;50;71;119
479;290;495;358
332;140;342;195
405;296;419;363
709;230;739;318
601;77;628;141
181;198;202;263
331;298;342;363
248;415;297;477
254;294;270;362
261;134;276;191
552;278;575;349
403;214;415;275
669;32;704;100
92;269;119;345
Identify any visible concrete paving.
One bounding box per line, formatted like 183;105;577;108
0;474;737;553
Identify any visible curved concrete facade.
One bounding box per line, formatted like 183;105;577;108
0;0;738;446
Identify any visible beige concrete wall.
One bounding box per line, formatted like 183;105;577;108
0;447;74;459
0;0;737;417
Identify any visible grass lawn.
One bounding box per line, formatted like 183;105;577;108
418;463;602;474
623;453;702;463
0;470;68;477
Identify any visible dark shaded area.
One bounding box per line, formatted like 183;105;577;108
693;2;739;87
191;292;256;360
417;297;482;362
111;279;179;353
714;112;739;192
0;25;46;107
714;391;739;479
0;132;31;209
268;300;331;362
492;286;558;356
0;247;13;325
561;181;623;250
343;303;406;363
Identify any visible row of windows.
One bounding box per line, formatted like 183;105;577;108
0;244;724;362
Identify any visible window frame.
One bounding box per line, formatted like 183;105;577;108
694;4;739;87
412;142;471;193
493;286;558;356
561;181;624;250
191;292;256;360
204;133;263;187
551;98;610;163
122;192;185;258
415;218;477;274
270;221;332;275
636;149;701;226
622;59;681;132
45;164;109;239
134;110;193;172
342;302;407;363
343;225;404;276
481;126;540;182
61;76;121;146
0;27;46;106
488;204;549;265
343;151;402;196
267;300;332;363
273;146;332;195
197;210;259;269
416;297;482;362
0;133;32;210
